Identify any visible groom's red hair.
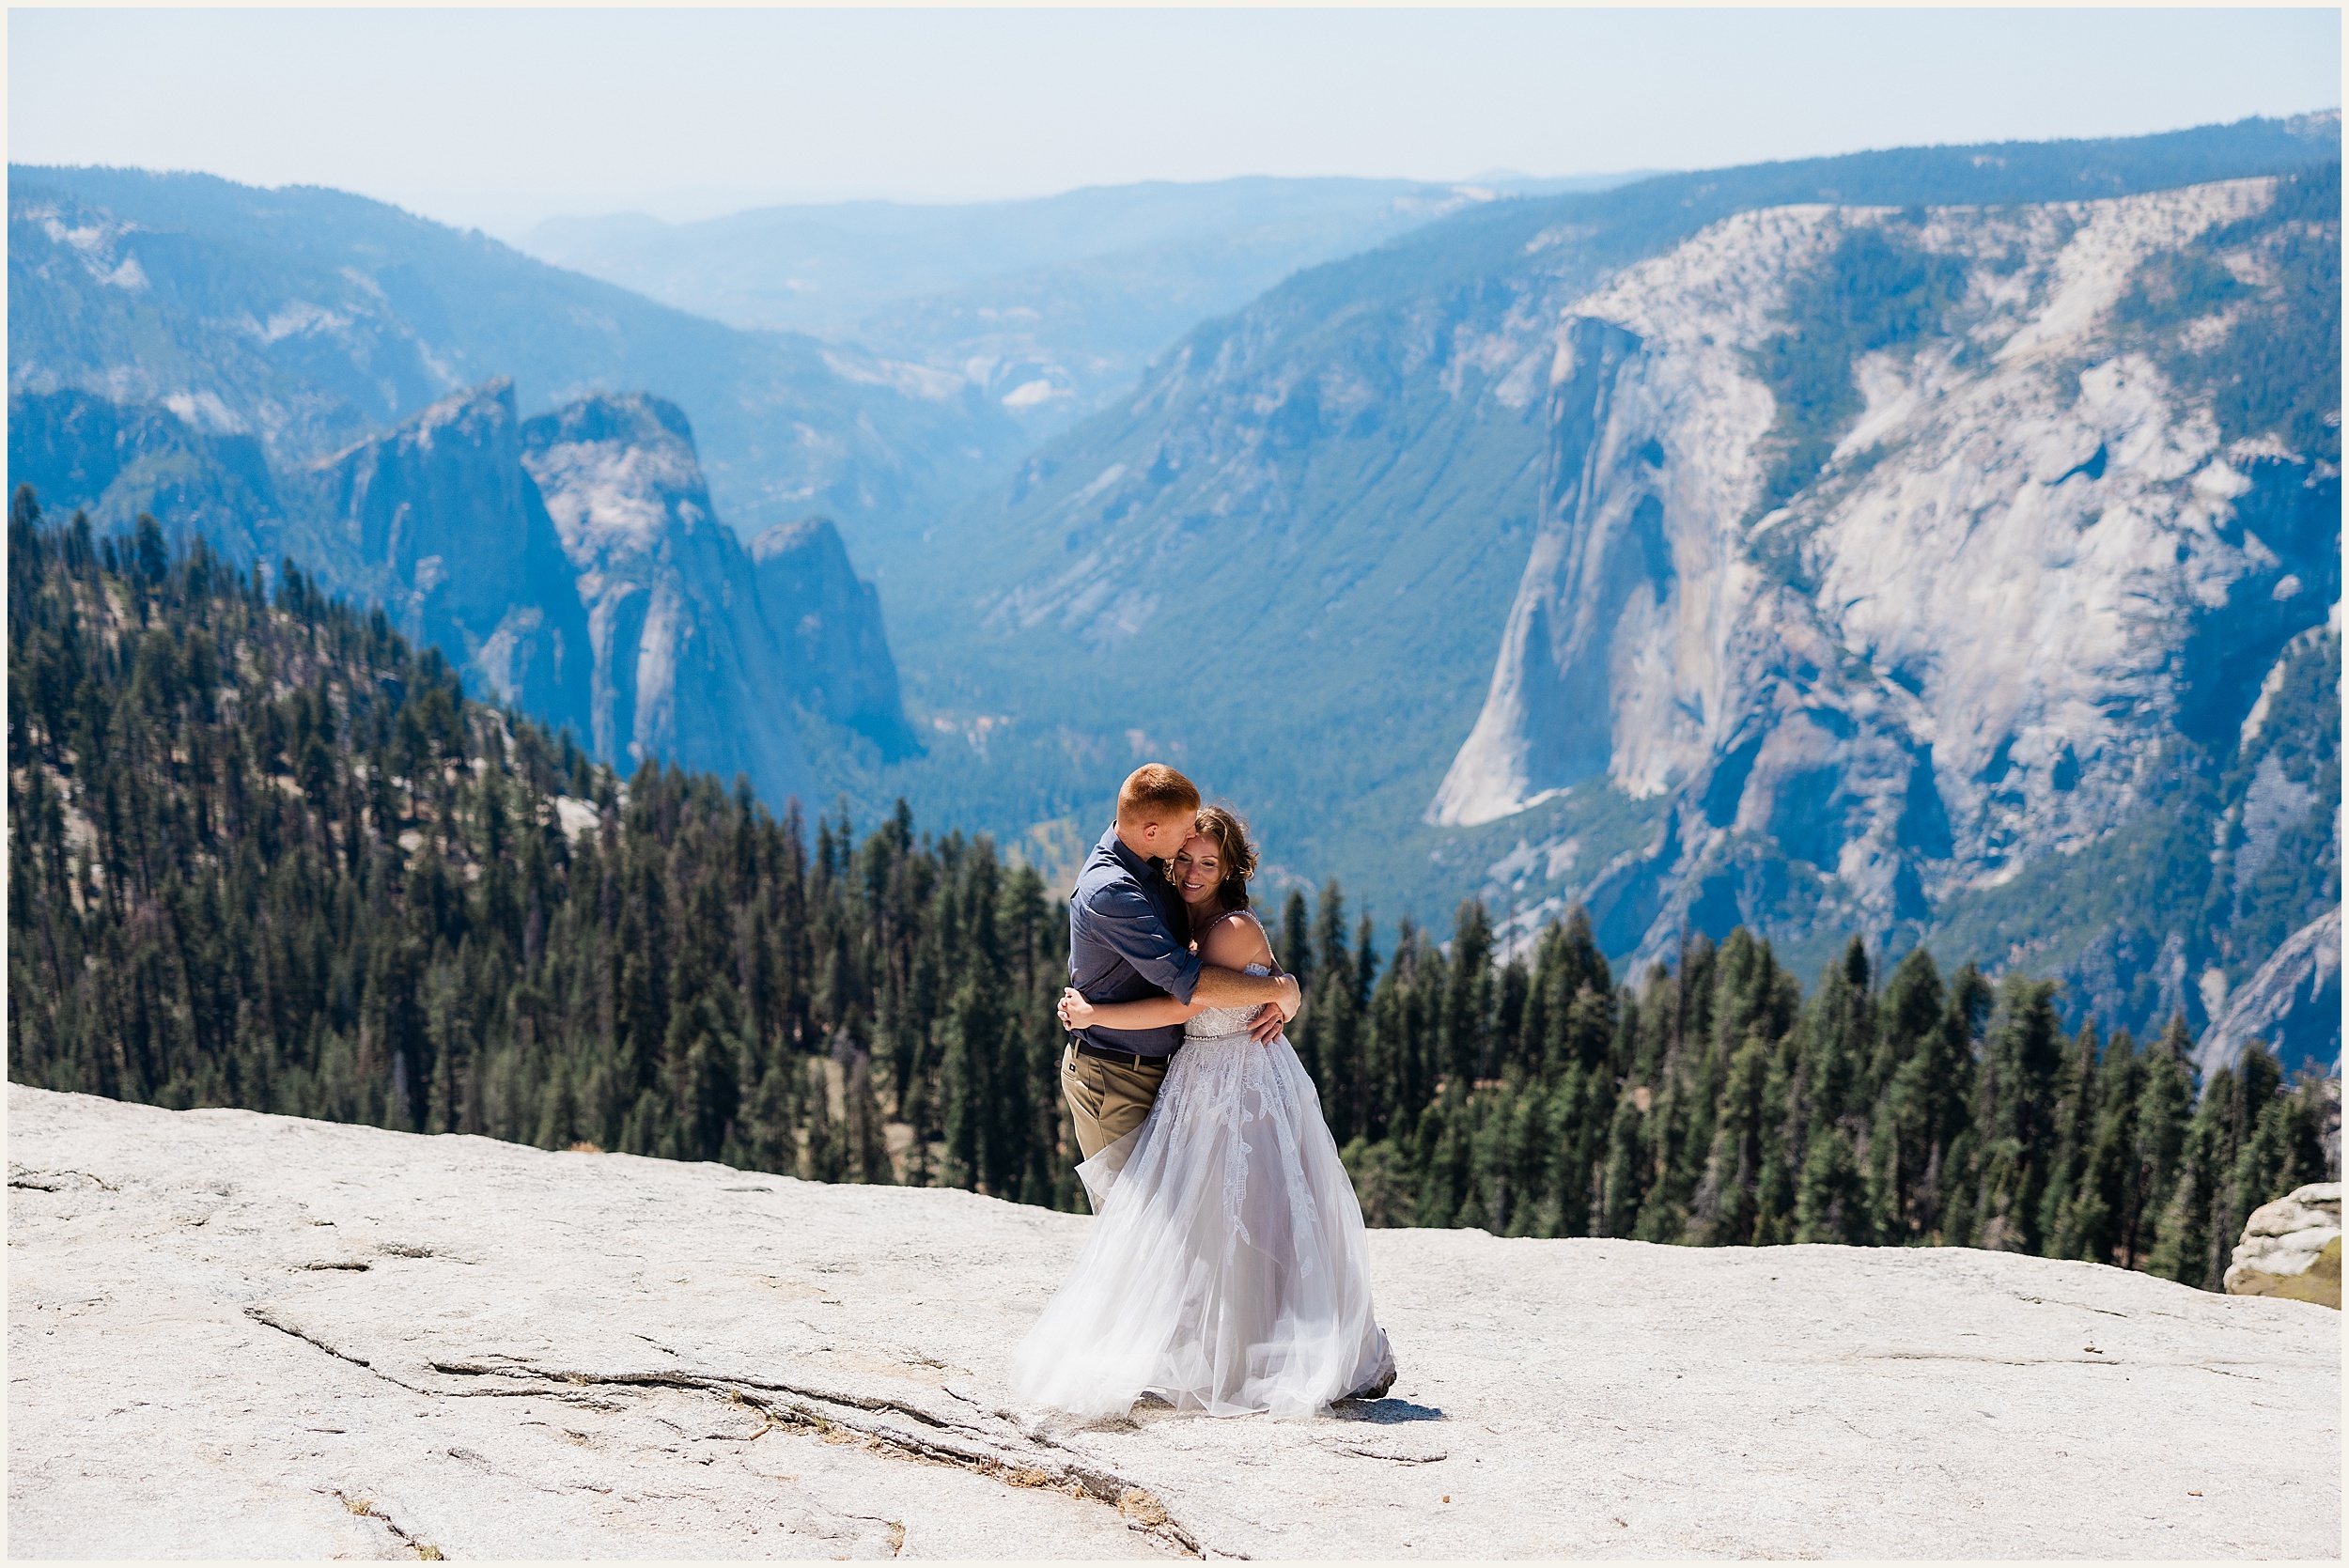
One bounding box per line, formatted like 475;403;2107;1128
1116;764;1200;823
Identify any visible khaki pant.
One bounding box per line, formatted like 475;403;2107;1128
1060;1040;1169;1161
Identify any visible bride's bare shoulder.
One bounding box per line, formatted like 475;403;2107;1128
1199;908;1273;969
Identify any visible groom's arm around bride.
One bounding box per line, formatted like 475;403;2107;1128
1059;765;1299;1163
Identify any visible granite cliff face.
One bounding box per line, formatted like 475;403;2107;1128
8;373;918;814
749;516;918;758
310;382;921;806
516;392;827;802
303;380;596;742
2198;907;2345;1079
1431;173;2339;1037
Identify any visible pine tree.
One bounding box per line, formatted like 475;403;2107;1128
1300;881;1363;1142
843;1053;895;1185
2057;1029;2139;1265
1600;1089;1644;1238
1795;1123;1872;1244
803;1055;846;1183
1441;901;1495;1088
2150;1063;2232;1289
1279;888;1311;985
2037;1022;2102;1251
1688;1023;1770;1245
2125;1017;2196;1269
1968;974;2064;1252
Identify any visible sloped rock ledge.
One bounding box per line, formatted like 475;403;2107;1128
8;1086;2340;1559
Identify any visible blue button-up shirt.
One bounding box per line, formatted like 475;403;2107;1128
1067;824;1201;1058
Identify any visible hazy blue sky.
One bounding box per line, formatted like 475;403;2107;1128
11;8;2340;236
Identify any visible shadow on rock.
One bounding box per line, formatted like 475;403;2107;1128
1330;1397;1445;1424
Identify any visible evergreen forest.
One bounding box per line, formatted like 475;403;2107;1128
8;491;2337;1295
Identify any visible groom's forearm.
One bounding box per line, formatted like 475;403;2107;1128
1191;965;1297;1010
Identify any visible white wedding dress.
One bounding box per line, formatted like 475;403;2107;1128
1011;966;1395;1421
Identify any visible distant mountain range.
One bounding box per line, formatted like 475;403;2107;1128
8;116;2341;1063
517;174;1646;436
7;164;1024;560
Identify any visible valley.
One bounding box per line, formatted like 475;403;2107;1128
516;175;1638;439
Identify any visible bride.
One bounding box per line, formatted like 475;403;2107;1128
1010;806;1395;1420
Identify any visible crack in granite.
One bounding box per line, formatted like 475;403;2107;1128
250;1314;1201;1558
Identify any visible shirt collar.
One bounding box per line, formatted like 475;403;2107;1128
1099;823;1160;879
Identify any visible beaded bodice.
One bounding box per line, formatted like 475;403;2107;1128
1185;962;1274;1041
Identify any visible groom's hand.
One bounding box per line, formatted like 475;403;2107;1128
1246;975;1301;1044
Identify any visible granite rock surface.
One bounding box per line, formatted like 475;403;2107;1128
1436;177;2340;986
2226;1182;2344;1309
8;1084;2340;1559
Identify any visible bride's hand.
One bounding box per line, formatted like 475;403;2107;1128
1057;987;1097;1029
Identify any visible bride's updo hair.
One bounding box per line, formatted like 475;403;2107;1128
1190;804;1258;910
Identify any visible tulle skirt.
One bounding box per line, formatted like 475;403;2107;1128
1010;1030;1392;1421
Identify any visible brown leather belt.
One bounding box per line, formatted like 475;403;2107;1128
1070;1037;1174;1070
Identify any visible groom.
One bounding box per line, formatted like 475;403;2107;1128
1059;764;1300;1163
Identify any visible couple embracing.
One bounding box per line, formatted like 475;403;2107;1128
1009;765;1397;1421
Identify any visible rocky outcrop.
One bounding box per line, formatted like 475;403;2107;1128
2225;1183;2343;1308
8;1083;2342;1559
1436;176;2341;983
11;370;919;814
518;393;817;804
749;516;919;759
2197;907;2344;1079
303;379;596;740
513;392;919;800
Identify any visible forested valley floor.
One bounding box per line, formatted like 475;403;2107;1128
8;492;2336;1294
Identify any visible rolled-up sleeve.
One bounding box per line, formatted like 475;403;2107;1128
1080;883;1202;1003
